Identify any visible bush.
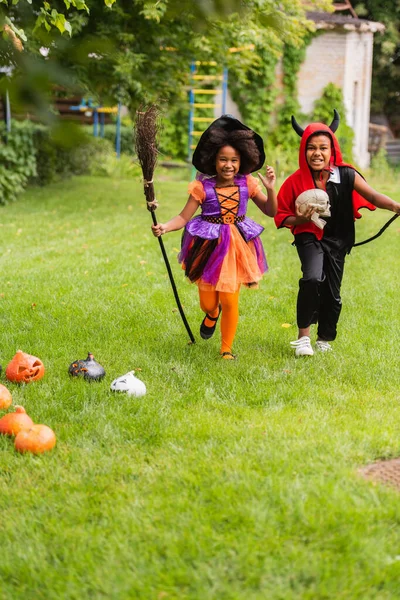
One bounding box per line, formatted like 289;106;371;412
311;83;355;163
0;121;37;204
0;120;117;204
81;124;134;156
90;151;142;179
33;125;114;185
369;147;399;185
158;105;189;161
264;143;299;183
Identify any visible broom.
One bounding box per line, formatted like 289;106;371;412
135;106;195;344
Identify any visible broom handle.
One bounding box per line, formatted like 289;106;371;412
150;211;196;344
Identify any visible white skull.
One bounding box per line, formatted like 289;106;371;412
110;371;146;397
295;189;331;229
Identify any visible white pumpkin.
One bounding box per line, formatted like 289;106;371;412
110;371;146;397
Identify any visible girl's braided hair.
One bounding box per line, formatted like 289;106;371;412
196;128;261;175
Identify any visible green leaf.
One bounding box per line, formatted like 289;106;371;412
64;19;72;35
53;13;72;35
72;0;89;10
4;16;27;42
104;0;116;6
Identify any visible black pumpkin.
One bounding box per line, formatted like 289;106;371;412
68;352;105;381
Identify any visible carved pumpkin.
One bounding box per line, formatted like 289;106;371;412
69;352;106;381
14;424;56;454
0;383;12;410
6;350;45;383
0;406;34;436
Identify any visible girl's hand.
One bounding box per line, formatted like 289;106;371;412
258;165;276;190
151;223;166;237
393;203;400;215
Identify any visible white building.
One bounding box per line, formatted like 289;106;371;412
297;11;384;168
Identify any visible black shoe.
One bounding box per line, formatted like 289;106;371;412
220;352;236;360
200;306;221;340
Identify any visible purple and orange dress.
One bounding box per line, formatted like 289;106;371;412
178;173;268;294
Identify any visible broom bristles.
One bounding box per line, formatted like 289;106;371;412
135;105;160;186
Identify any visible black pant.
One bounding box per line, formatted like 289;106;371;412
295;233;346;341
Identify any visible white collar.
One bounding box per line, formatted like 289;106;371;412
328;166;341;184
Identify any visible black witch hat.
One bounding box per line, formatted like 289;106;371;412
192;114;265;175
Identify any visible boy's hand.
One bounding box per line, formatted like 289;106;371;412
258;165;276;190
295;202;316;222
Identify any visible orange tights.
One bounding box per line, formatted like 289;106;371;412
199;288;240;355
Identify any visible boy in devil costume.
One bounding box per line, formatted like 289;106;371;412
275;110;400;356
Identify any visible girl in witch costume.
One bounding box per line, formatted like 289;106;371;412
151;115;277;359
275;110;400;357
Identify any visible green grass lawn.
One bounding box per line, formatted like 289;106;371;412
1;172;400;599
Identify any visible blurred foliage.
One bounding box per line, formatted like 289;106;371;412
81;123;134;156
311;82;355;163
369;147;398;184
0;0;330;118
229;45;280;142
0;119;36;204
157;102;189;161
0;1;114;40
0;0;335;190
354;1;400;135
0;119;112;203
90;152;142;179
267;40;310;152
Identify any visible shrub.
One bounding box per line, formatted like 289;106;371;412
0;121;37;204
0;120;116;203
90;151;142;179
33;124;113;185
311;83;355;163
81;124;134;156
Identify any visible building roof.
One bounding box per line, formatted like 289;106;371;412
307;11;385;33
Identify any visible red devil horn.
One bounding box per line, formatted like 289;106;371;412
291;115;304;137
329;109;340;133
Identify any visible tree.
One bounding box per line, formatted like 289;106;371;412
1;0;331;113
0;0;116;38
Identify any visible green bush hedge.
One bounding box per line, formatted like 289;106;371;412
0;120;114;204
0;121;37;205
83;124;134;156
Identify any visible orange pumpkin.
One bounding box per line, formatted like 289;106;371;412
0;405;34;436
6;350;45;383
0;383;12;410
14;424;56;454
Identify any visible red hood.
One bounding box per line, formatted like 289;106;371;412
298;122;345;185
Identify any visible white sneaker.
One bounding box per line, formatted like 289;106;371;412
315;340;332;352
290;336;314;356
